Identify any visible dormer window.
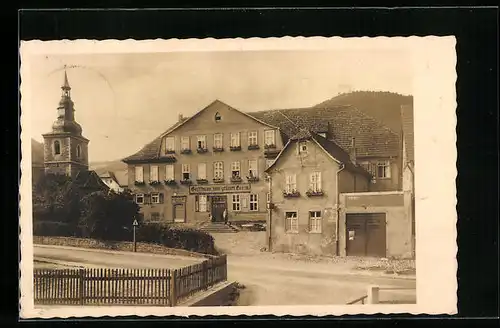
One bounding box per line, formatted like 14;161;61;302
264;130;276;148
53;140;61;155
215;112;221;122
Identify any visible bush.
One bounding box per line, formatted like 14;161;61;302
136;223;216;255
33;221;79;237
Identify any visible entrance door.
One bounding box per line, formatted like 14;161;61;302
174;204;186;222
346;213;386;257
211;196;227;223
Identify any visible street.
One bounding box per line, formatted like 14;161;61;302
33;244;416;305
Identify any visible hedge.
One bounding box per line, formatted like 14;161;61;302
33;221;216;255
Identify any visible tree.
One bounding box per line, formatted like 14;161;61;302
79;190;140;241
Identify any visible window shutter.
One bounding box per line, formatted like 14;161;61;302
386;161;391;179
159;193;164;204
195;195;199;212
317;172;322;190
144;193;151;205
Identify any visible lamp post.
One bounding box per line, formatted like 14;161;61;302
266;174;273;252
132;218;138;252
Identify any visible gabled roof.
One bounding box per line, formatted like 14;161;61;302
266;130;372;178
248;105;399;158
122;100;400;163
401;104;414;163
113;170;128;187
74;170;110;191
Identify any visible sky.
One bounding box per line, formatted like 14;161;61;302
26;49;412;163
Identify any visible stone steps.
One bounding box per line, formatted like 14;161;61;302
199;223;239;233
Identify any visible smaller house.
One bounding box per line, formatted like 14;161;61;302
73;170;111;192
98;171;128;193
265;130;372;256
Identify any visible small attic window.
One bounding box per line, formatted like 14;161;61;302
215;112;221;122
299;141;308;153
318;132;327;138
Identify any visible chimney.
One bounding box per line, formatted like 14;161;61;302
178;113;184;122
349;137;357;164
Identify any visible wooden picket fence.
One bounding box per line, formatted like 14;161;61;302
33;254;227;306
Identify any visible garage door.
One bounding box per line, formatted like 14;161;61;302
346;213;386;258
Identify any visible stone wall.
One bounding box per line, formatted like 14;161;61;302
33;236;213;259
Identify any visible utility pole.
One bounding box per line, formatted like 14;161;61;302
267;174;273;252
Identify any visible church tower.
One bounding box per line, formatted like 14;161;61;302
42;70;89;179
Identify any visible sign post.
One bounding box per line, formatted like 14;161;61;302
132;219;139;252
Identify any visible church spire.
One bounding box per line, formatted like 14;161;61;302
61;69;71;97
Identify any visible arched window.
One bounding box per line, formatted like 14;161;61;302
53;140;61;155
76;145;81;158
215;112;221;122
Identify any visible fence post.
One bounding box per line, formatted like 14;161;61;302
169;269;177;307
202;260;208;289
79;268;85;305
367;285;380;304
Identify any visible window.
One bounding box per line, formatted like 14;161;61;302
76;145;81;158
231;132;241;147
232;194;241;211
199;195;207;212
53;140;61;155
182;164;191;180
165;164;174;181
266;193;270;203
248;159;258;177
249;194;258;211
285;174;297;193
248;131;258;145
318;132;327;138
151;212;161;221
197;135;207;149
150;165;159;182
165;137;175;152
285;212;298;233
215;112;221;122
377;161;391;178
181;136;190;150
265;130;275;146
359;161;376;176
135;193;144;204
309;172;322;192
309;211;322;233
135;166;144;182
299;141;308;153
266;159;274;169
151;192;160;204
231;161;241;177
214;161;224;179
214;133;223;148
198;163;207;180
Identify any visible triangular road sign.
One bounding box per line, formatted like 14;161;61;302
133;219;139;226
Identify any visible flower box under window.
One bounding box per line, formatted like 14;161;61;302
231;176;242;183
213;178;224;183
264;144;276;149
230;146;242;151
134;181;145;186
149;180;161;186
164;179;177;186
180;179;192;185
196;178;208;184
247;175;260;183
248;144;260;150
213;147;224;152
264;148;281;157
166;150;176;154
197;148;208;153
306;190;324;197
283;190;301;198
180;149;192;154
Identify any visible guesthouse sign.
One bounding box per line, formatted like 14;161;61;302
189;183;251;194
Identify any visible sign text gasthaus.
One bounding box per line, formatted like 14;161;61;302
189;184;252;194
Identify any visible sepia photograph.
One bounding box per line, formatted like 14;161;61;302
19;37;457;318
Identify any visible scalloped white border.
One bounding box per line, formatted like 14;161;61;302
19;36;457;318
